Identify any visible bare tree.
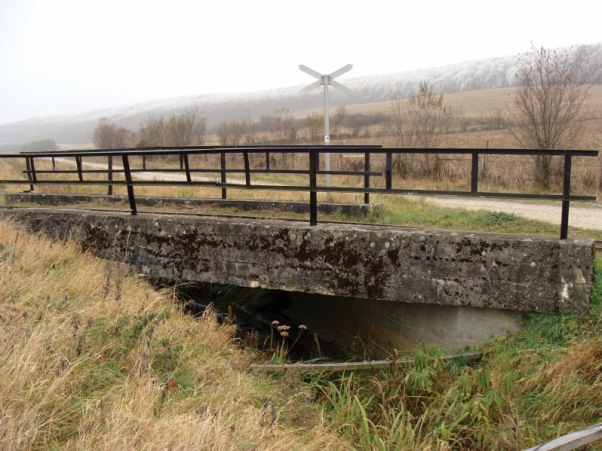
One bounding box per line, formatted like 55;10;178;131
165;108;207;146
229;120;244;146
91;118;134;149
407;83;451;149
306;112;324;145
137;115;167;147
269;108;297;145
242;113;259;145
216;122;229;146
269;108;297;168
387;84;451;176
347;113;365;139
388;92;414;176
334;106;346;125
510;44;591;188
407;83;451;176
216;119;244;146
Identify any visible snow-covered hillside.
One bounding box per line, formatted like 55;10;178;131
1;43;600;145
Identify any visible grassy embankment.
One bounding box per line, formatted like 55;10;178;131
1;212;602;450
0;220;349;450
310;262;602;450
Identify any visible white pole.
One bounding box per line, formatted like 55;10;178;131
299;64;352;204
323;75;331;200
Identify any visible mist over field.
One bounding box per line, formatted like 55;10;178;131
1;43;601;145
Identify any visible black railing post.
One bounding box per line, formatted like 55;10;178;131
471;152;479;194
309;148;318;226
560;152;572;240
183;153;192;183
364;151;370;204
29;157;37;183
265;152;270;171
52;157;56;171
243;151;251;187
27;157;36;191
221;151;227;199
24;157;33;191
108;155;113;196
122;154;137;215
75;156;84;182
385;152;393;190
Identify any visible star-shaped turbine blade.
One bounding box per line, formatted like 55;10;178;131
299;65;323;80
299;79;324;95
329;64;353;79
330;79;352;95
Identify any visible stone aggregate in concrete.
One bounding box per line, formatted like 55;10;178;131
1;208;594;312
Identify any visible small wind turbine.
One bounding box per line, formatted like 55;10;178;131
299;64;352;195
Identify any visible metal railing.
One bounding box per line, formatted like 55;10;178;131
1;145;598;239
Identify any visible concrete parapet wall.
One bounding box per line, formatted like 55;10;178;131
6;193;376;217
1;208;594;312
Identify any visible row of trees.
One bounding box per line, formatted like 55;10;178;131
215;108;297;146
91;108;207;149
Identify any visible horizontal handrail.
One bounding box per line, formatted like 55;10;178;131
1;145;598;239
10;146;599;158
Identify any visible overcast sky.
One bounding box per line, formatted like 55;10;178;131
0;0;600;126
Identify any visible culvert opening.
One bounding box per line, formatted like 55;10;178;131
151;280;353;361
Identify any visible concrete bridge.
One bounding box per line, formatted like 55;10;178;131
2;207;595;352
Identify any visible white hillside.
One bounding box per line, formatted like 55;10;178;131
1;43;600;145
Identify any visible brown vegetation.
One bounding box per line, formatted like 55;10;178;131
0;220;348;450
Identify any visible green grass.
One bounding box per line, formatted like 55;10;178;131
350;195;602;240
310;258;602;450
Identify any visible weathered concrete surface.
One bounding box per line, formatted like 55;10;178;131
6;193;376;217
0;207;594;312
283;293;523;352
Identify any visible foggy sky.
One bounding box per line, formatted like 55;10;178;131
1;0;600;126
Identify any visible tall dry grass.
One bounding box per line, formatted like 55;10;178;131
0;220;349;450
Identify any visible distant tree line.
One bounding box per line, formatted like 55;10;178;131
91;108;207;149
0;139;57;154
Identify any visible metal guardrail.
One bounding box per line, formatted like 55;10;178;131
1;145;598;239
524;422;602;451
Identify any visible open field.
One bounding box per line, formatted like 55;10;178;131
293;85;602;137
